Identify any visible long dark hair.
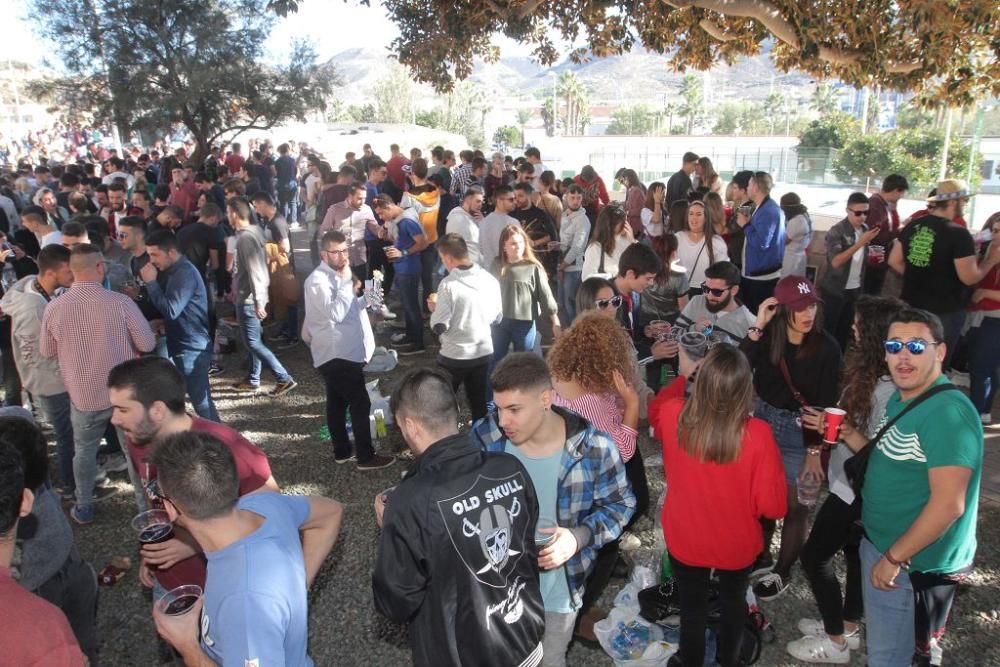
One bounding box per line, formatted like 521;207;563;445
654;232;679;282
765;303;826;367
685;200;717;266
590;204;626;256
839;295;907;433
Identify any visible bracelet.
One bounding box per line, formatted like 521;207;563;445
883;549;909;568
806;447;822;456
747;326;763;337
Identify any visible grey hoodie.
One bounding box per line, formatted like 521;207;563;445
0;276;66;397
429;264;502;361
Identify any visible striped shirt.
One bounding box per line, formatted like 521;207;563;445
552;391;638;462
40;281;156;411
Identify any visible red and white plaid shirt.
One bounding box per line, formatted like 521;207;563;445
40;281;156;411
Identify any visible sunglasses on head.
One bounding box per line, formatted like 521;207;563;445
596;295;623;309
884;338;939;355
700;283;732;297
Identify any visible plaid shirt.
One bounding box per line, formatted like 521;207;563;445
40;281;156;411
450;163;473;196
470;406;635;609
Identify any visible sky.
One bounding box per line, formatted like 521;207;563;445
4;0;537;68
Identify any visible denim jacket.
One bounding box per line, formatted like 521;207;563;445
470;406;636;609
820;217;867;293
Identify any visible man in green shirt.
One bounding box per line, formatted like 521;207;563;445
861;308;982;667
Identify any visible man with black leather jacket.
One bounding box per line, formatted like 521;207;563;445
373;368;544;667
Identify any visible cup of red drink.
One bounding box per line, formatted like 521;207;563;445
133;509;174;569
156;584;203;617
823;407;847;444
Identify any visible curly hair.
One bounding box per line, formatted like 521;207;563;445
547;312;635;393
839;295;907;433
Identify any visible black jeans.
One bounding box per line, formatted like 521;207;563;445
317;358;375;462
438;356;490;421
670;556;750;667
34;547;99;665
420;244;438;312
821;287;860;352
863;263;888;296
799;493;863;637
624;448;649;531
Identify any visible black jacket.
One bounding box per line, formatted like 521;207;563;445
373;433;544;667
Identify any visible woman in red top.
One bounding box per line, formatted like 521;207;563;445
655;344;786;667
968;216;1000;423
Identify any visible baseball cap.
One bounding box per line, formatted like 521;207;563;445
773;275;821;312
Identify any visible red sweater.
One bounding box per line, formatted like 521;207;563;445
655;398;787;570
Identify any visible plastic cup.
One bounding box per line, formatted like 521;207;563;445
823;407;846;444
132;509;174;545
649;320;671;335
535;517;557;546
547;241;564;251
156;584;203;617
797;473;821;508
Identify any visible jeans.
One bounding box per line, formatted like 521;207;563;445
491;318;537;365
800;494;863;637
864;263;888;296
936;310;966;372
171;348;219;422
71;406;144;511
35;392;75;490
541;611;578;667
968;316;1000;415
34;548;99;665
439;357;490;421
861;537;916;667
277;185;298;224
669;555;751;667
236;303;292;386
558;270;582;326
394;272;423;347
624;448;649;531
1;345;21;405
317;358;375;463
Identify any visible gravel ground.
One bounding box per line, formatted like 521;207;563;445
71;233;1000;666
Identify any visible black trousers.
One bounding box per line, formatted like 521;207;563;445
438;356;490;421
317;358;375;462
35;548;99;666
670;556;750;667
800;493;863;637
863;263;888;296
821;287;861;352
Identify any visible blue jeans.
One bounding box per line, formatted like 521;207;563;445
861;537;915;667
71;406;145;511
394;272;423;347
491;318;537;364
171;348;219;422
558;269;582;326
236;303;292;386
968;316;1000;415
754;400;805;484
35;392;75;491
937;310;966;372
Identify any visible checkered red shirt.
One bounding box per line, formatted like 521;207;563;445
40;281;156;411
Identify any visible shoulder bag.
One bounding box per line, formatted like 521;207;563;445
777;356;825;450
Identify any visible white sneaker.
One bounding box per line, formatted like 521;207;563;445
797;618;861;650
378;305;397;320
786;634;850;664
981;413;993;426
619;533;642;551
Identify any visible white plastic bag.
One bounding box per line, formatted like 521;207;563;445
364;348;398;374
595;606;676;667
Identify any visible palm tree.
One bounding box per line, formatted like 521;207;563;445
664;102;680;133
679;74;702;134
764;92;784;134
515;109;533;147
557;71;589;136
810;83;838;116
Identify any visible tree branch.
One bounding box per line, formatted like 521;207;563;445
665;0;922;73
513;0;544;20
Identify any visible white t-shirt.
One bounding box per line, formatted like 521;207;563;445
676;232;729;288
846;228;864;289
40;230;63;248
640;208;664;237
782;213;812;278
581;235;632;280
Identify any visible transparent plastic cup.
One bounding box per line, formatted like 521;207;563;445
797;473;822;508
535;517;557;546
156;584;203;617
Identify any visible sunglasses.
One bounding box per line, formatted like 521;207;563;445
849;209;869;217
595;295;623;309
884;338;940;355
700;283;732;297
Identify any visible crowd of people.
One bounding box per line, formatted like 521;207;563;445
0;132;997;667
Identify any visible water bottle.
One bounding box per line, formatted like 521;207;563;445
2;264;15;290
797;471;822;508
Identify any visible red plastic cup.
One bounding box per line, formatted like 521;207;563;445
823;408;846;444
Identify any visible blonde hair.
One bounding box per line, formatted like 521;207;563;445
498;224;542;276
677;345;753;464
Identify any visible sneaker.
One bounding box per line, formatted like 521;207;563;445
70;504;95;525
271;380;298;397
785;634;851;664
982;413;993;426
396;449;415;461
619;533;642;552
797;619;862;650
356;454;396;471
377;305;397;319
208;363;224;376
231;381;260;392
98;452;128;474
92;485;119;503
753;572;790;601
334;454;357;465
396;345;426;357
390;332;409;344
750;552;775;578
277;337;300;350
56;486;75;502
948;370;970;388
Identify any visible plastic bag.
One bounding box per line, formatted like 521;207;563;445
365;379;394;425
595;606;676;666
364;347;398;374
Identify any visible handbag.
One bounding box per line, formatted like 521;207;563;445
777;357;825;450
843;383;958;495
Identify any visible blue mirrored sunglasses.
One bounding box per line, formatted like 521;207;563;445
884;338;939;355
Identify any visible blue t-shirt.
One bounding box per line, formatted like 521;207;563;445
504;443;573;614
393;216;424;275
364;182;382;241
201;493;312;666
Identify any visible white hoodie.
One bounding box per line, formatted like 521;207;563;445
1;276;66;397
445;207;481;265
430;264;502;361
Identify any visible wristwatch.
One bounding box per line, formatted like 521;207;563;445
401;249;409;257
